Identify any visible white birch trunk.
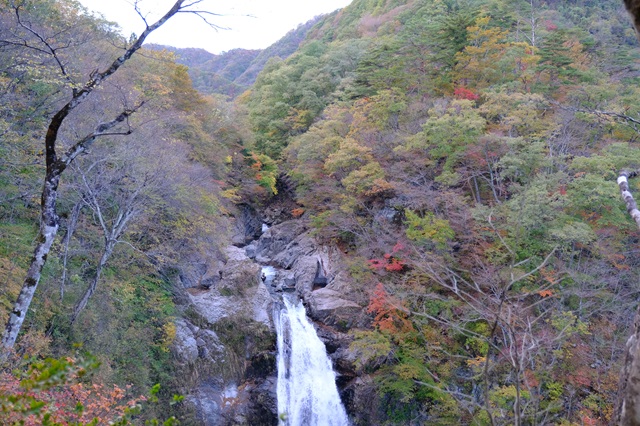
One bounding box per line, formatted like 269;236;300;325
617;169;640;425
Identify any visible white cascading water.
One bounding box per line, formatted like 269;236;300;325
275;295;350;426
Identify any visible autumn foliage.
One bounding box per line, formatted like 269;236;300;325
368;242;407;272
367;283;414;334
453;86;480;101
0;356;146;425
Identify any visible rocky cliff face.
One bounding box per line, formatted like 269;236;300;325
173;215;368;425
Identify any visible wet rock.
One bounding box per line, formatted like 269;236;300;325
200;268;223;289
183;216;367;424
197;329;225;361
187;246;272;326
246;351;277;379
231;204;263;246
245;243;257;259
178;259;225;289
246;377;278;426
375;206;403;224
282;276;296;292
254;221;308;261
312;259;328;287
252;280;272;325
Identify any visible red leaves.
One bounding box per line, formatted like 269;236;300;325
454;86;480;101
368;255;405;272
368;241;407;272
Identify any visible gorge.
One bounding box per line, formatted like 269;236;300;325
3;0;640;424
173;213;363;425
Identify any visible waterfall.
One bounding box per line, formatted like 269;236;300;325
275;295;350;426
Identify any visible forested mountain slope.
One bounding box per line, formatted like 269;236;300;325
240;0;640;423
148;16;321;99
0;0;251;422
3;0;640;424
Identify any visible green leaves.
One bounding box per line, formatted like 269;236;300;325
405;210;454;249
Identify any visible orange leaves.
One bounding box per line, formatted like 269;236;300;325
579;412;598;426
609;253;630;271
291;207;305;218
0;368;145;425
367;283;414;334
537;267;558;297
537;289;553;298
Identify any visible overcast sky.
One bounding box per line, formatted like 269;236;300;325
77;0;352;54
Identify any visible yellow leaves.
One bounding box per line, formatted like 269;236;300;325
160;322;177;352
285;108;314;132
364;178;394;197
342;161;387;196
395;363;422;380
221;188;242;203
466;356;486;368
247;152;279;195
405;210;455;248
454;16;510;87
324;138;373;176
479;91;549;137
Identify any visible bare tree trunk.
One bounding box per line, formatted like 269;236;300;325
1;170;63;350
70;240;115;324
618;4;640;421
618;170;640;228
616;169;640;425
60;201;83;300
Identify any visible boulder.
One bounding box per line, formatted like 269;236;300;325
254;220;308;261
173;319;199;364
307;288;361;327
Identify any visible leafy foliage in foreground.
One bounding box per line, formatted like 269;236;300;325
0;355;181;425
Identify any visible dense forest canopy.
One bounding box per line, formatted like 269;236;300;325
244;0;640;423
2;0;640;424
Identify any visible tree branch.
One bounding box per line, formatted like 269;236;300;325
60;101;144;167
552;101;640;133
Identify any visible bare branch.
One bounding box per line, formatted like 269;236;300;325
12;3;76;88
552;100;640;133
60;103;143;167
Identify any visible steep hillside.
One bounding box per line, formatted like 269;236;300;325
0;1;248;422
241;0;640;423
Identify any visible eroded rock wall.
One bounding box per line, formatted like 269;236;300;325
173;217;368;425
